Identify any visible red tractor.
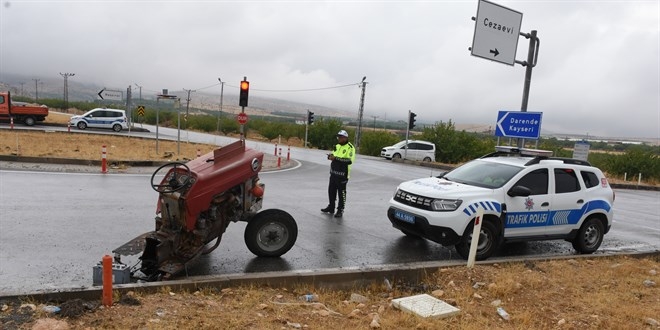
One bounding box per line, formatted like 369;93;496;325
108;140;298;282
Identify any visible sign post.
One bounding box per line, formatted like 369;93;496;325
495;111;542;139
471;0;523;66
237;112;248;125
97;88;123;101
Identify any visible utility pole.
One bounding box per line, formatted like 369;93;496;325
371;115;379;131
183;88;195;128
354;76;367;153
217;77;224;133
32;79;40;102
134;83;142;100
59;72;75;110
126;85;132;130
19;82;24;96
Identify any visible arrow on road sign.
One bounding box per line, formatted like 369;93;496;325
495;111;543;139
97;89;105;100
489;48;499;56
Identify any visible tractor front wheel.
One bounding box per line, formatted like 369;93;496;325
244;209;298;257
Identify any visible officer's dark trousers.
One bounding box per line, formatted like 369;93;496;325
327;175;348;210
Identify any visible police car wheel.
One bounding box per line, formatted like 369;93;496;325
455;220;498;261
571;217;604;254
112;124;122;132
77;121;87;130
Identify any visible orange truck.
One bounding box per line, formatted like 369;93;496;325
0;91;49;126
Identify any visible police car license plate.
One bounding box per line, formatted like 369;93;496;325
394;210;415;224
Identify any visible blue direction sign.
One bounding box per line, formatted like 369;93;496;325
495;111;543;139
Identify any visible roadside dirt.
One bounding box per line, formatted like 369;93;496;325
1;255;658;329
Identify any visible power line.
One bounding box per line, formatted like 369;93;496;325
251;83;360;93
195;81;360;93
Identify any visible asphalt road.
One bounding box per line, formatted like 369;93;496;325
1;157;659;295
1;123;659;295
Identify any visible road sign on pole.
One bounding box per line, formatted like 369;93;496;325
237;112;248;125
471;0;523;66
495;111;542;139
97;88;123;101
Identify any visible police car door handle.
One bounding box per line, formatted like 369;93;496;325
577;199;584;204
541;202;549;207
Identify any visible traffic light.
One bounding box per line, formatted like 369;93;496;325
307;111;315;125
409;111;417;129
239;80;249;107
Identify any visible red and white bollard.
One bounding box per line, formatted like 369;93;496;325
101;145;107;173
277;147;282;168
274;143;278;156
67;122;71;132
287;146;290;161
197;149;201;158
10;116;14;129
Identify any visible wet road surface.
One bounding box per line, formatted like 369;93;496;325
1;155;658;295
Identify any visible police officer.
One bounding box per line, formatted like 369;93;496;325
321;130;355;218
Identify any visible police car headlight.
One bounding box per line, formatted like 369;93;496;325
431;199;462;211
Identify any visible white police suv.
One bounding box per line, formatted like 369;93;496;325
387;146;615;260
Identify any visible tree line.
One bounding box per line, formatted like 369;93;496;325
15;96;660;181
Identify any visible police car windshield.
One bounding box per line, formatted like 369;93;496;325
444;160;523;189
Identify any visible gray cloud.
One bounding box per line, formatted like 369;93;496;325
1;0;658;139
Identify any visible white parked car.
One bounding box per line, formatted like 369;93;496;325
381;140;436;162
70;108;128;132
387;146;615;260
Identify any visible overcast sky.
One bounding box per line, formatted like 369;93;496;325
1;0;658;139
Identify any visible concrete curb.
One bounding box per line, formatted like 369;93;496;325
2;250;658;302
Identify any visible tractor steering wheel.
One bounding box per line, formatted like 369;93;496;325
150;162;192;193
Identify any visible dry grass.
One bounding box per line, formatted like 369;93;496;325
3;255;658;329
0;129;218;162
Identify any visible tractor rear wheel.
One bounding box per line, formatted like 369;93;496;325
244;209;298;257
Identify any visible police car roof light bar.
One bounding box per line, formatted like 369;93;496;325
482;146;554;159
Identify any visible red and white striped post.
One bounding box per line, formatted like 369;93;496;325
274;143;278;156
277;147;282;168
9;116;14;129
287;146;290;161
67;122;71;132
101;145;107;173
196;149;201;158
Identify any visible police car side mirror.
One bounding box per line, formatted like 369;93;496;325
508;185;532;197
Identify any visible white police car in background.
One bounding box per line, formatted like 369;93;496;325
381;140;436;162
387;146;615;260
70;108;128;132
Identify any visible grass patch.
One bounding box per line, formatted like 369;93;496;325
2;255;657;329
0;129;217;162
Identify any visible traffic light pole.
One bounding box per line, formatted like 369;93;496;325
304;121;309;148
305;110;310;148
404;110;411;160
239;76;248;142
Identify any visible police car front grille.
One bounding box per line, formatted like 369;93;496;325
394;189;433;210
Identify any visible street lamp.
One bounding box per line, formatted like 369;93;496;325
217;77;224;133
